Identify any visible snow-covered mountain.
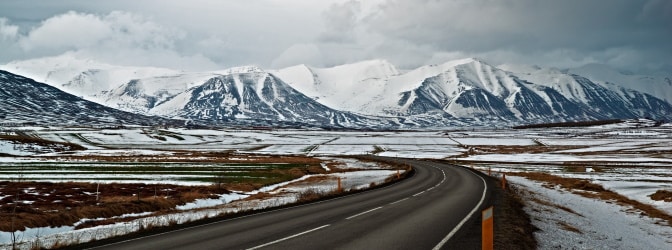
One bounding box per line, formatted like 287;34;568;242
100;72;219;114
98;67;380;128
0;70;182;126
271;59;401;113
2;56;670;128
501;64;672;120
276;58;672;124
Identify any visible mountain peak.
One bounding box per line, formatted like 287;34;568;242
215;65;265;75
421;58;494;72
324;59;400;77
498;64;543;74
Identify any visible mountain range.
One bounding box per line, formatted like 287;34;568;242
1;55;670;128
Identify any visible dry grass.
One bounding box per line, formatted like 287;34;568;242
492;183;538;249
296;188;332;202
0;162;330;230
511;172;672;226
0;155;410;234
0;181;226;231
224;182;265;192
557;221;583;234
650;190;672;202
529;197;582;216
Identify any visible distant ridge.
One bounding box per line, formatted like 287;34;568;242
2;56;671;128
512;120;624;129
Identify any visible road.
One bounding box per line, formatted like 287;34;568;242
91;159;491;250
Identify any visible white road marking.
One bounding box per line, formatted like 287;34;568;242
247;224;331;250
432;169;488;250
389;197;409;205
413;191;425;197
346;206;383;220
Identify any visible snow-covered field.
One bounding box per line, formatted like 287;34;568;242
10;129;466;158
1;119;671;249
509;176;672;249
0;156;402;249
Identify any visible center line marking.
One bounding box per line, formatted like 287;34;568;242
389;197;409;205
346;206;383;220
247;224;330;250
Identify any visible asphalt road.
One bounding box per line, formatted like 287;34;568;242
91;159;491;250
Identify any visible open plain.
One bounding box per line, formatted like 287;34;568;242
1;119;671;249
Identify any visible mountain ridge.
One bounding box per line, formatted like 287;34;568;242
1;56;670;128
0;70;185;127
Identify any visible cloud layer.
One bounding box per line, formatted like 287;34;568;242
283;0;672;72
0;11;220;70
0;0;670;72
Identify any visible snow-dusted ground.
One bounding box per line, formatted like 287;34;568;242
0;157;402;249
1;121;671;249
452;122;672;249
509;176;672;249
2;129;465;159
0;141;33;156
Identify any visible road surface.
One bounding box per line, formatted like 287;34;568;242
91;158;491;250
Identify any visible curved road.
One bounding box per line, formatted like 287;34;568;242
92;159;491;250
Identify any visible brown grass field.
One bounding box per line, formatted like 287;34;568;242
0;154;326;231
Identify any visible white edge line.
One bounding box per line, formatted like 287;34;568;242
432;168;488;250
345;206;383;220
412;191;425;197
246;224;330;250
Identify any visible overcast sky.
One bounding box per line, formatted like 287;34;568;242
0;0;670;72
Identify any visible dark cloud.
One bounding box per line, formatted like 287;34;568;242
295;0;671;72
0;0;670;72
319;0;361;43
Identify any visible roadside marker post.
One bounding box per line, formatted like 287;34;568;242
337;177;342;193
501;173;506;189
482;206;494;250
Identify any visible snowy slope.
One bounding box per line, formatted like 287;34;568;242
146;70;378;128
503;64;672;120
0;70;182;126
0;53;179;100
100;72;220;113
568;63;672;103
272;59;400;113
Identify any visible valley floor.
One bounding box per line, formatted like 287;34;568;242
0;119;670;249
